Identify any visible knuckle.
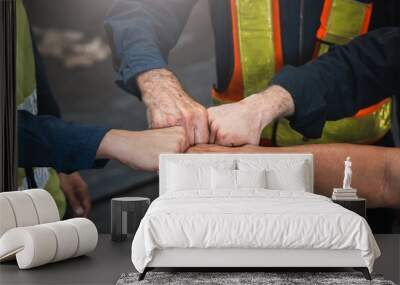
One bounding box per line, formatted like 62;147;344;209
199;108;208;120
184;112;194;123
174;141;182;153
176;127;186;136
207;107;215;115
211;122;219;132
179;133;187;144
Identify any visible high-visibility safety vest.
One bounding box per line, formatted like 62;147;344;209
16;0;66;217
212;0;391;146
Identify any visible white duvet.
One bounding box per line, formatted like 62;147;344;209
131;190;380;273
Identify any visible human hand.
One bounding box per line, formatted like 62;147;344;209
58;172;91;217
137;68;209;145
207;85;294;146
96;126;189;171
187;144;273;154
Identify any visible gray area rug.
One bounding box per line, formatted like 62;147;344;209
117;272;396;285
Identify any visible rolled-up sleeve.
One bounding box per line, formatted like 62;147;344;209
18;110;110;174
271;27;400;139
104;0;197;98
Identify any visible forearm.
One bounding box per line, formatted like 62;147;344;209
104;0;197;96
137;68;184;106
271;27;400;138
18;111;109;174
96;129;137;162
246;85;295;128
187;144;400;208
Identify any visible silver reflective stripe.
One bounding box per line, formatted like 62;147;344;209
19;167;50;190
17;89;38;115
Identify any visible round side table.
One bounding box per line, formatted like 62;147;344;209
111;197;150;242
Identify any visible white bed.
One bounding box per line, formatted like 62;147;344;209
131;154;380;280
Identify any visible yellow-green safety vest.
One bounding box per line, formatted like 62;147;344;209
211;0;391;146
16;0;66;217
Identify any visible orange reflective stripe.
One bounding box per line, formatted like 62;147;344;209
316;0;333;41
353;98;390;118
360;3;372;34
272;0;283;72
312;41;321;59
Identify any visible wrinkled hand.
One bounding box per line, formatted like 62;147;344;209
97;126;189;171
137;69;209;145
207;85;295;146
208;100;263;146
58;172;91;217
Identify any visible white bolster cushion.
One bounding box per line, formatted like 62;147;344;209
0;196;17;237
0;226;57;269
0;218;98;269
65;218;98;257
0;189;60;238
42;221;79;262
0;191;39;227
23;189;60;223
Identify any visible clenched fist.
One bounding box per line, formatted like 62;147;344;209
207;85;295;146
137;69;209;145
97;126;189;171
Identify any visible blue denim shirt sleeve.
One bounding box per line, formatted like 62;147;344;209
18;110;110;174
271;27;400;139
104;0;197;98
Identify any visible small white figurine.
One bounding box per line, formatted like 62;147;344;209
342;157;352;189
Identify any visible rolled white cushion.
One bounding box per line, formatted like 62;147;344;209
0;226;57;269
65;218;98;257
0;218;98;269
0;196;17;237
23;189;59;223
0;191;39;227
236;169;267;189
42;221;79;262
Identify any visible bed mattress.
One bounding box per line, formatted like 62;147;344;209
131;190;380;273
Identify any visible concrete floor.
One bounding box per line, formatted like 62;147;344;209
0;234;398;284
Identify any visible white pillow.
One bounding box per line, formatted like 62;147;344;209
267;166;307;191
236;169;267;189
211;168;237;190
167;163;211;191
238;159;309;191
166;160;236;192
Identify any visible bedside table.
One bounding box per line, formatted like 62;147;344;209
332;198;366;218
111;197;150;242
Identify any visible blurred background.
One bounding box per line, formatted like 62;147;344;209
23;1;399;235
24;0;216;232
